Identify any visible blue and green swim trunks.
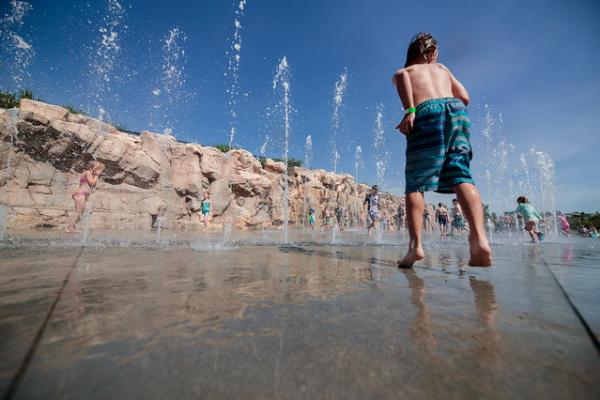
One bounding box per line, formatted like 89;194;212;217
405;97;475;194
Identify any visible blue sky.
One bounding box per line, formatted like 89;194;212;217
1;0;599;212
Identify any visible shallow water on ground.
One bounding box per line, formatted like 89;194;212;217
0;229;599;399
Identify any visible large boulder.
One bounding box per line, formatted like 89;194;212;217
199;146;227;182
0;100;407;231
263;158;285;174
207;179;233;217
170;147;206;195
20;99;68;122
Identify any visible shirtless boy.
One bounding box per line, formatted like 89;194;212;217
392;32;492;267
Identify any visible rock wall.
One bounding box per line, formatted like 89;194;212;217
0;100;406;230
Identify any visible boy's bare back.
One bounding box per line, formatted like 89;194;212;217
393;63;469;110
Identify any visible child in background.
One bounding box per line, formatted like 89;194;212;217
450;198;467;235
436;202;449;237
200;191;211;229
308;207;316;230
515;196;544;243
363;185;380;234
66;161;104;233
557;211;570;236
335;205;344;230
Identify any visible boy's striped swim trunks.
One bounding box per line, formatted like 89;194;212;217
405;97;475;194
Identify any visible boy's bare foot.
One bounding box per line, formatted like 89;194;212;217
398;247;425;269
65;227;79;233
468;239;493;267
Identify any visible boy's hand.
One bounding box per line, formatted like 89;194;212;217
396;113;415;135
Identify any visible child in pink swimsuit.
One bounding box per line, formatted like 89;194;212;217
66;161;104;233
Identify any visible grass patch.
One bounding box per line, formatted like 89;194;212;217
0;88;36;109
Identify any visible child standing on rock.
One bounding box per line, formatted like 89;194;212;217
66;161;104;233
308;207;316;230
200;191;211;229
392;32;492;267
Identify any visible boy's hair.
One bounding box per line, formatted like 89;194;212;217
372;185;378;191
405;32;438;67
516;196;529;204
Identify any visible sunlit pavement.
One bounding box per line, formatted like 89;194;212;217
1;232;599;399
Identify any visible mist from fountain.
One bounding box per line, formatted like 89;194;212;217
260;135;271;156
354;145;363;183
373;103;387;191
303;135;313;229
330;70;348;173
0;0;34;88
88;0;127;127
272;56;291;244
0;205;6;241
471;105;560;237
226;0;248;150
3;109;20;171
155;214;165;244
532;148;558;236
150;27;188;138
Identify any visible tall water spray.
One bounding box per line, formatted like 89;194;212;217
330;70;348;173
373;104;387;190
471;104;562;230
303;135;313;229
532;148;558;235
354;145;362;182
519;153;534;203
151;27;188;137
304;135;313;169
259;135;271;156
226;0;248;150
0;205;7;241
3;109;20;170
89;0;127;124
272;57;291;243
0;0;34;88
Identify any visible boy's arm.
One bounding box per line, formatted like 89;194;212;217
392;70;414;110
392;69;415;135
440;64;470;105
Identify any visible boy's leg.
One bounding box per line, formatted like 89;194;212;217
398;192;426;268
453;183;492;266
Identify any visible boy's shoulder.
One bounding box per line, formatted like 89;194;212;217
392;63;449;84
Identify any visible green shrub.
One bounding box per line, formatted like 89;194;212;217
0;88;36;109
258;156;302;169
567;212;600;230
18;89;34;100
287;158;302;168
214;144;231;153
0;91;19;108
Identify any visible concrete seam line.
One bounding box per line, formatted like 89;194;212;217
2;247;85;400
540;255;600;354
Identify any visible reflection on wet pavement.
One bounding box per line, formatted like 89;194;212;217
0;240;599;399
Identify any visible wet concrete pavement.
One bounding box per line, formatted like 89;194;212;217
1;239;599;399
